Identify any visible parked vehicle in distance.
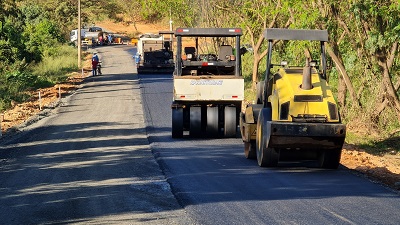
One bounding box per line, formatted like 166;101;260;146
70;27;104;46
136;31;174;74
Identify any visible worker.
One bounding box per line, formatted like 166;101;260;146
92;52;99;76
108;34;112;45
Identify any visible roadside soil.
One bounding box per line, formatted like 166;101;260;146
1;21;399;192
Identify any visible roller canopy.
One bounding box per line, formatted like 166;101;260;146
264;28;328;42
159;31;175;35
175;28;242;37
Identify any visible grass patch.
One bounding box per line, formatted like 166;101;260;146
346;131;400;156
32;45;79;84
0;44;79;112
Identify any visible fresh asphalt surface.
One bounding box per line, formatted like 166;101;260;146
0;45;399;224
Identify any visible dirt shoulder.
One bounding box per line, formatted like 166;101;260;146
1;21;399;193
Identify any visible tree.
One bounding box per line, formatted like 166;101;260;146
309;0;361;110
213;0;293;88
0;0;19;40
351;0;400;120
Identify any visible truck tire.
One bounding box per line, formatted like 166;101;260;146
224;106;237;138
256;108;279;167
172;108;183;138
190;106;202;137
206;106;219;137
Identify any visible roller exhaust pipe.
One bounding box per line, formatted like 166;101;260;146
301;58;312;90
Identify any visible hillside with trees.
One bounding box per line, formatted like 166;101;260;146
1;0;399;152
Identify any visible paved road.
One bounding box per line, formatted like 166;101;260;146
139;71;400;225
0;45;192;224
1;45;399;225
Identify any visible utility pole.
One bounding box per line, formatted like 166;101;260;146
77;0;82;68
169;8;173;45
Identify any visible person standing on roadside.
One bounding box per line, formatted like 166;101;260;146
92;52;99;76
108;34;112;45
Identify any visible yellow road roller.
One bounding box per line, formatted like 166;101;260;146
239;28;346;169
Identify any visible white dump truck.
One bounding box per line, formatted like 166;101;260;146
70;27;104;46
171;28;245;138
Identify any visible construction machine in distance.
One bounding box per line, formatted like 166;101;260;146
239;28;346;169
136;31;174;74
171;28;245;138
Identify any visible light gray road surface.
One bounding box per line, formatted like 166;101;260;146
0;45;193;224
139;73;400;225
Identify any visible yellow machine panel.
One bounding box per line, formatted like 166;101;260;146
269;68;339;123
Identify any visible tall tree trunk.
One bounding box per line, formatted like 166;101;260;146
132;21;138;33
337;70;346;108
377;58;400;120
252;54;260;89
329;42;347;108
372;42;399;119
373;79;400;118
326;44;360;108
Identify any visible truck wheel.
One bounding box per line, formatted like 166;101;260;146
256;108;279;167
318;148;342;169
190;106;202;137
224;106;237;138
172;108;183;138
206;106;219;137
244;142;256;159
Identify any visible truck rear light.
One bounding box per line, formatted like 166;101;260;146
176;28;189;33
202;62;208;66
176;94;196;99
223;95;242;99
229;29;241;33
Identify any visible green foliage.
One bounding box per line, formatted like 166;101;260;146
137;0;199;27
0;40;19;71
31;45;78;83
347;131;400;156
0;0;79;112
0;43;77;112
0;70;35;111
